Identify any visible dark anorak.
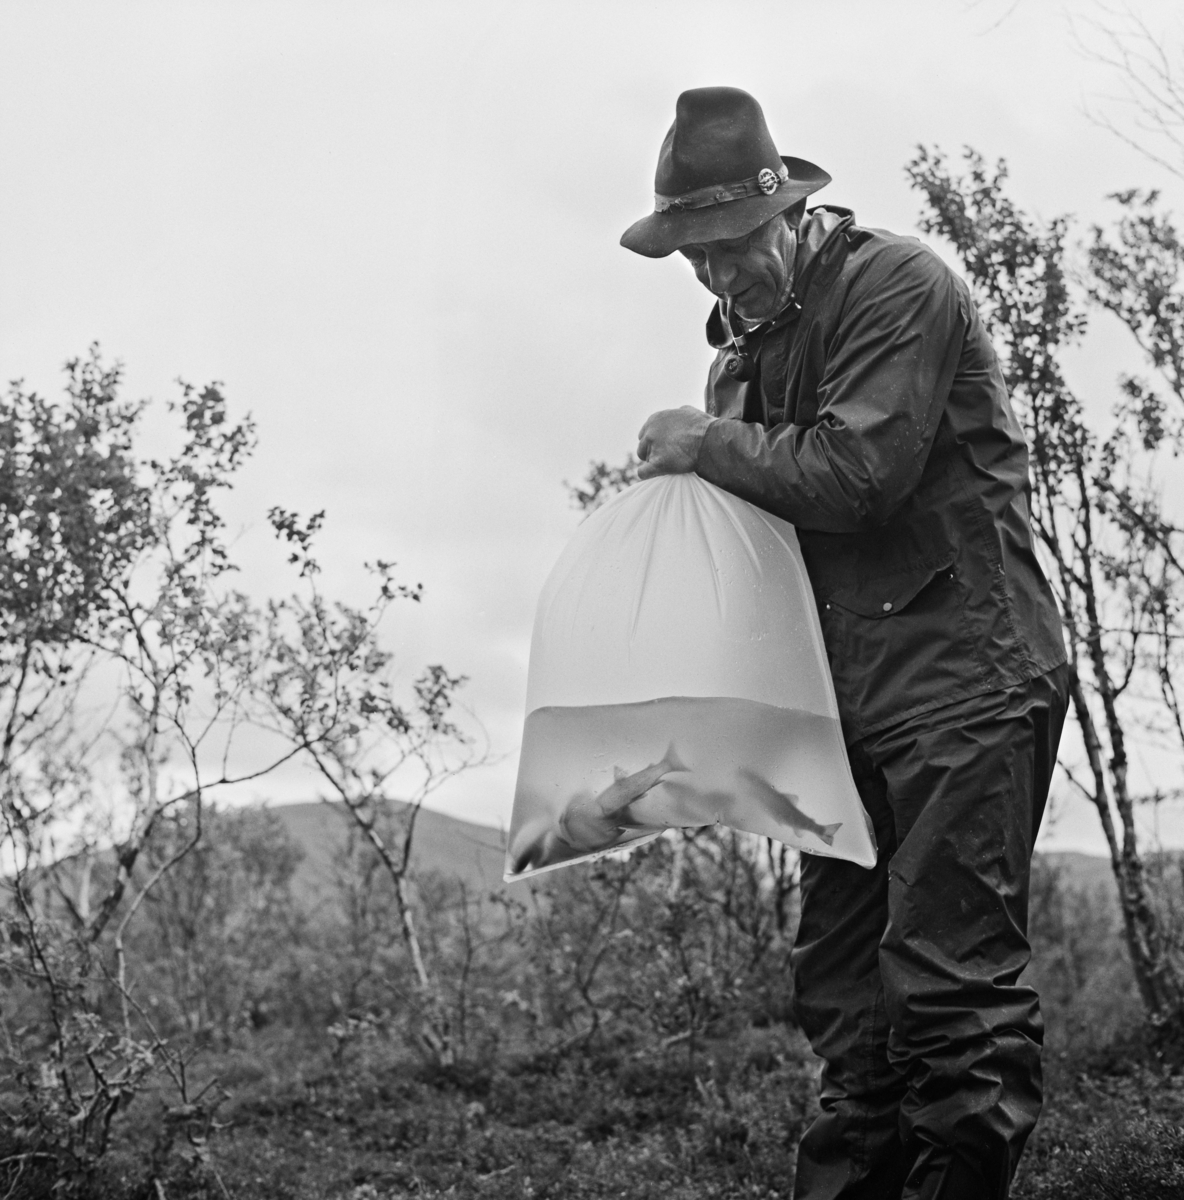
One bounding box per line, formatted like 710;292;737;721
691;207;1070;1199
695;206;1065;739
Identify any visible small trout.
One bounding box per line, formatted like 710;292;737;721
737;768;843;846
559;744;689;851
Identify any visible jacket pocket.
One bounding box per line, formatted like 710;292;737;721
824;556;957;619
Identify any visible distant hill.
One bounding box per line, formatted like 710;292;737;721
1037;849;1118;895
267;800;516;902
265;801;1119;905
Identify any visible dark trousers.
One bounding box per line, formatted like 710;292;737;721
790;665;1069;1200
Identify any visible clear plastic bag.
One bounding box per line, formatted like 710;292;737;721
505;474;876;879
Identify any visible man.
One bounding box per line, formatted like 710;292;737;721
621;87;1068;1200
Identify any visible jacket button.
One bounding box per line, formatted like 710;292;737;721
882;602;893;612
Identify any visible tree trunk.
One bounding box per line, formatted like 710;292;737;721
1069;669;1184;1025
338;797;455;1067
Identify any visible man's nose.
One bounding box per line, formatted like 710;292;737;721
704;249;739;295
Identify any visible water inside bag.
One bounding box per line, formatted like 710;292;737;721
508;695;863;876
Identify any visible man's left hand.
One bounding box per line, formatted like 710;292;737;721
636;407;715;479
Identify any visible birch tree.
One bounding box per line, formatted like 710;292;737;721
0;347;474;1193
907;149;1184;1030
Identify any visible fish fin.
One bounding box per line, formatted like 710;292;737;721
510;830;552;874
623;821;666;836
613;766;627;781
819;821;843;847
662;742;690;774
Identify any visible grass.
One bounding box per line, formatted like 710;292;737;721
8;844;1182;1197
1013;1038;1184;1198
74;1019;1184;1200
93;1026;820;1199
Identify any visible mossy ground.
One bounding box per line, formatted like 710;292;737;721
65;1022;1182;1200
91;1026;817;1199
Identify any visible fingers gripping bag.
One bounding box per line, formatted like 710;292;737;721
505;474;877;880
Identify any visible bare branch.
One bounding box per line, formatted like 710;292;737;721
1075;2;1184;179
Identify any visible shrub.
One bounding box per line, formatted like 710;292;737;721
1018;1117;1184;1198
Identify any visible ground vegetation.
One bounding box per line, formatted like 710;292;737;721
3;803;1177;1198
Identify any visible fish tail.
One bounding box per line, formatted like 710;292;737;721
819;821;843;847
662;742;690;774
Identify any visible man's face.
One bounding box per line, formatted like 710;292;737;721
678;214;797;323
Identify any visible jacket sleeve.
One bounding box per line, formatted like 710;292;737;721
694;245;967;533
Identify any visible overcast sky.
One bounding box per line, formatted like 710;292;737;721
3;0;1184;854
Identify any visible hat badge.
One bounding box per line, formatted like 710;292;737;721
757;168;780;195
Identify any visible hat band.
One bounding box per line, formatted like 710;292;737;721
654;163;791;214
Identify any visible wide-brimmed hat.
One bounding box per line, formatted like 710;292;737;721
620;87;830;259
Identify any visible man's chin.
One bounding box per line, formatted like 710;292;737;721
731;289;773;323
734;302;772;323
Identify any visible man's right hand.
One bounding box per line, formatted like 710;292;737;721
636;407;715;479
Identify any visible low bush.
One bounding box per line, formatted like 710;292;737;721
5;797;1183;1196
1028;1117;1184;1198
